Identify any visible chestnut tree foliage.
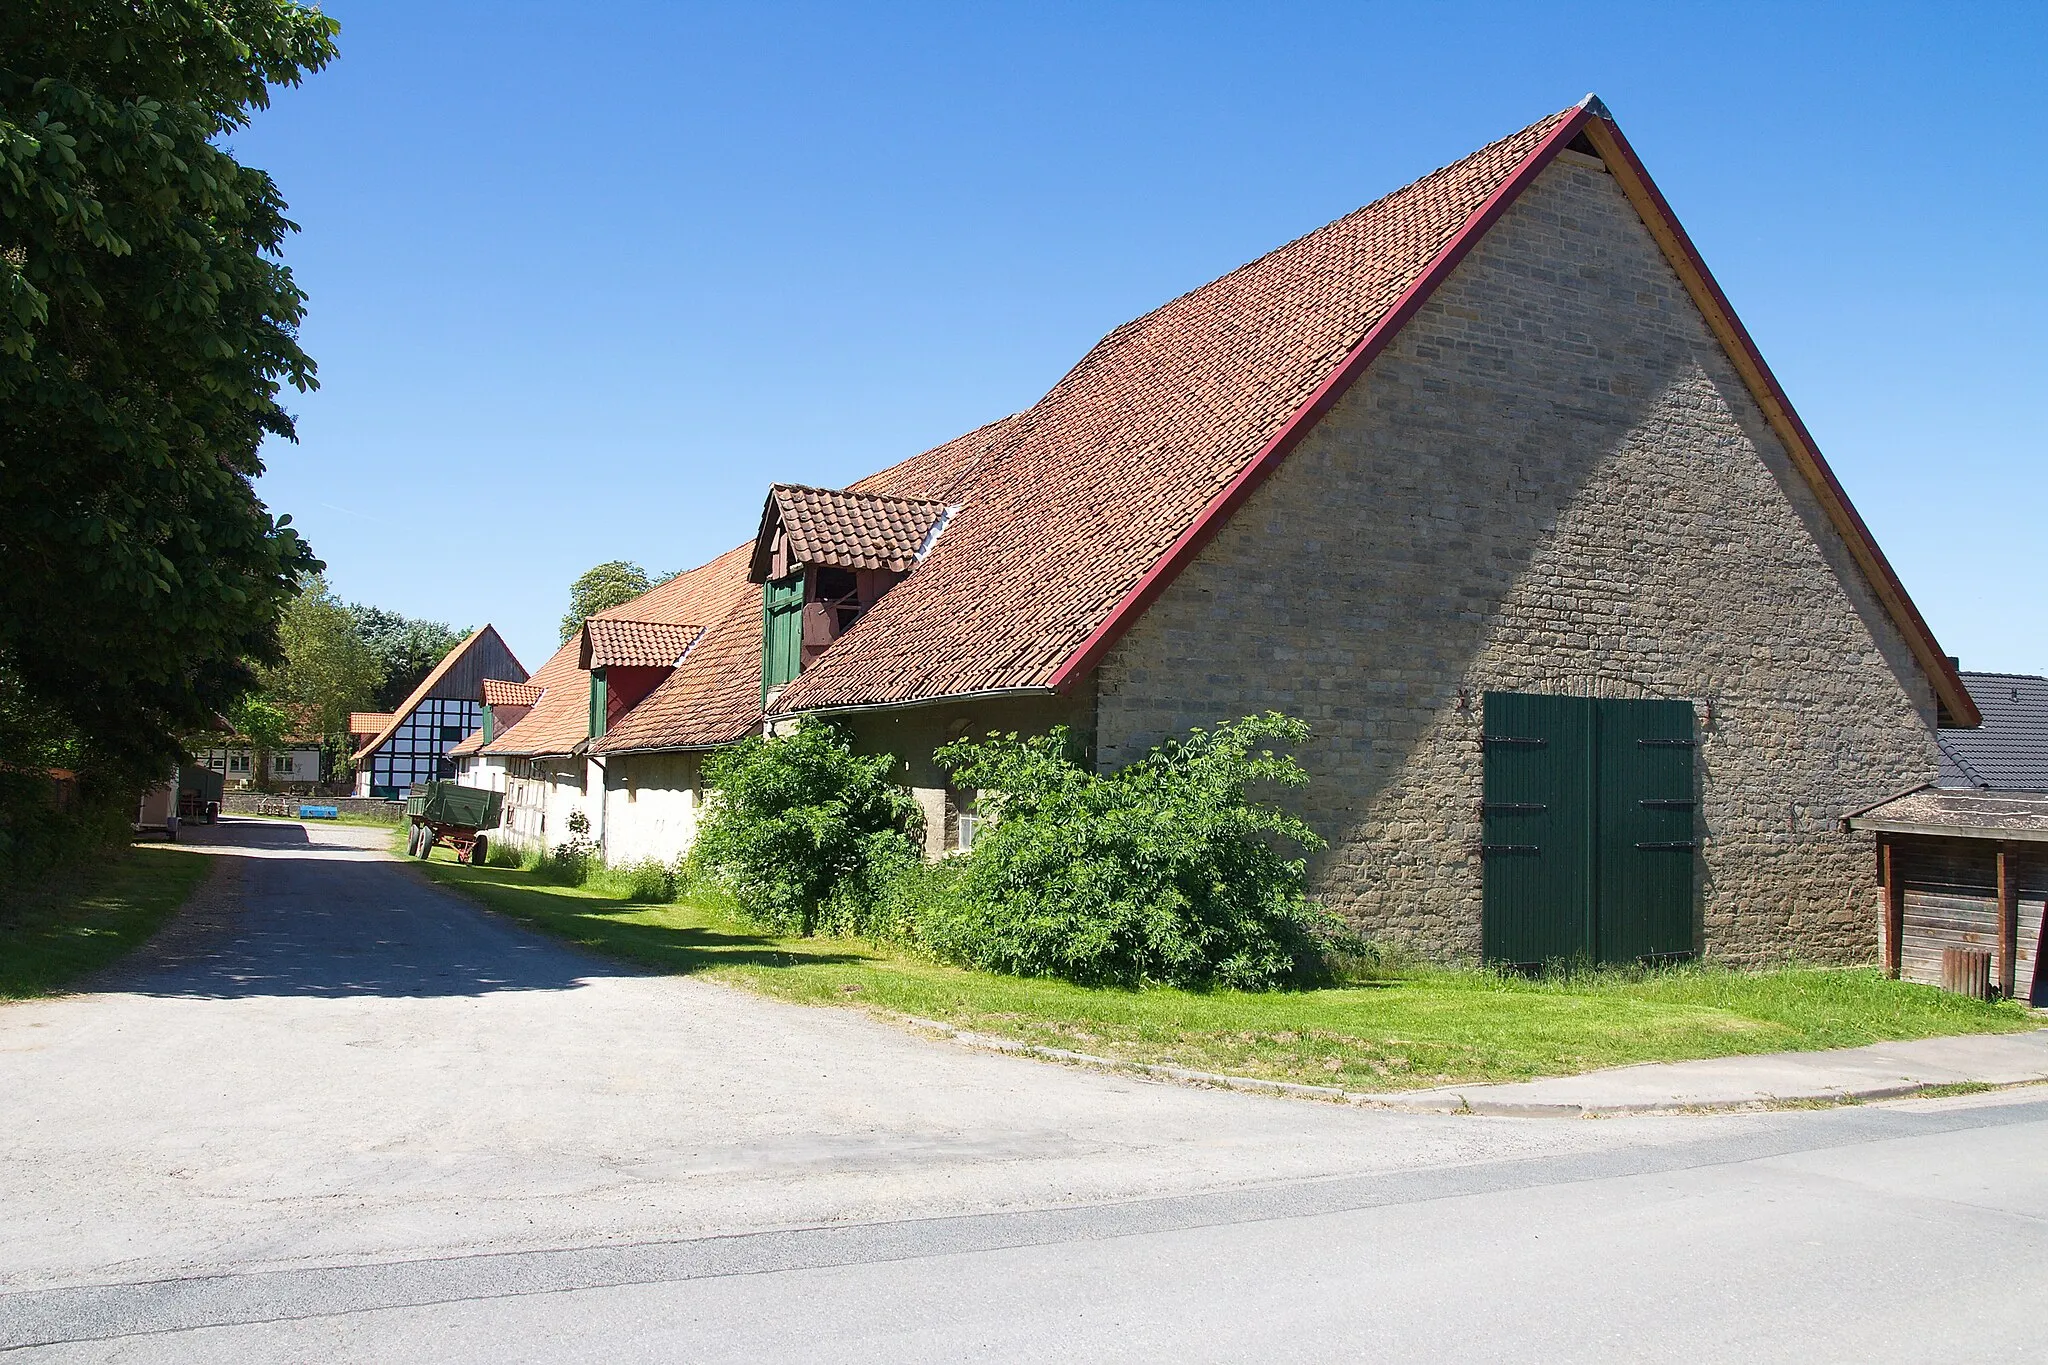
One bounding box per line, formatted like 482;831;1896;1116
0;1;338;785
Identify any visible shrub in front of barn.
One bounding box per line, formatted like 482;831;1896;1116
692;722;922;936
923;713;1342;990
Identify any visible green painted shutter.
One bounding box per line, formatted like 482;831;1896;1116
1595;697;1696;962
761;574;804;700
1482;692;1595;965
589;668;608;739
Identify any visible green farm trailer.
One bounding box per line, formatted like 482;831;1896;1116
405;781;504;864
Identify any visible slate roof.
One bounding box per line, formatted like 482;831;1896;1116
580;619;705;670
481;679;543;707
1846;785;2048;843
1938;673;2048;791
749;485;950;581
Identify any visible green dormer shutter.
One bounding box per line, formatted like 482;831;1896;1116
589;668;608;739
762;573;804;700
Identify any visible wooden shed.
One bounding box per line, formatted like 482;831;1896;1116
1846;787;2048;1004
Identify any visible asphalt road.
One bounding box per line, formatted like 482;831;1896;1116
3;819;2043;1360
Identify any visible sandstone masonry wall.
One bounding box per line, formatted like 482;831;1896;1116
1094;153;1942;965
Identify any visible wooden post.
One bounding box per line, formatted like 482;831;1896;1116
1881;839;1904;979
1996;845;2017;1000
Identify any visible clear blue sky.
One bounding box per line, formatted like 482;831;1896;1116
236;1;2047;680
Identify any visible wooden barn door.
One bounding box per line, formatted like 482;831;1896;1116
1595;697;1697;963
1481;693;1594;965
1483;693;1697;967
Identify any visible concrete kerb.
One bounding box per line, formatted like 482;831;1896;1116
899;1016;2048;1118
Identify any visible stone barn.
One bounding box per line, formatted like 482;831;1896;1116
469;96;1979;968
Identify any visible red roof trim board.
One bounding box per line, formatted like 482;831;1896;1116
1042;97;1978;729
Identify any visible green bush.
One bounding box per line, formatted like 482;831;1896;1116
534;809;597;885
485;839;528;869
693;723;921;935
621;858;679;904
926;713;1340;990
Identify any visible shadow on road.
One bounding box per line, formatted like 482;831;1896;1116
419;864;870;978
110;838;640;1001
100;819;867;1001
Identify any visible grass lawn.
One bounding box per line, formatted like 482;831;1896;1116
413;854;2037;1092
0;844;213;999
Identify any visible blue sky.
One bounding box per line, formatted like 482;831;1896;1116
236;1;2047;678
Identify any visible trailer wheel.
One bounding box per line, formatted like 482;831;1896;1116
469;835;488;867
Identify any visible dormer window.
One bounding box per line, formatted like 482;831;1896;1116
750;484;954;701
577;618;705;738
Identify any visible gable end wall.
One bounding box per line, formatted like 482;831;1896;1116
1095;156;1942;964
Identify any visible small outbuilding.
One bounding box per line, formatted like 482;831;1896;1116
1847;673;2048;1002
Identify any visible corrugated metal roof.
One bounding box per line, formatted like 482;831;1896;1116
1937;672;2048;792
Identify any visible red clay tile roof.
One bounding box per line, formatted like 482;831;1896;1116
349;712;396;739
593;601;763;754
593;425;1015;755
475;636;590;758
481;679;543;707
589;545;760;753
580;619;705;670
850;415;1021;502
489;545;760;758
769;110;1577;712
749;485;950;581
446;728;487;759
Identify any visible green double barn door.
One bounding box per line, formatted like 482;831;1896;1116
1482;692;1697;966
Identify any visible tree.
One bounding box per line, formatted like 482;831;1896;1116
346;605;466;710
266;577;383;747
223;692;289;788
560;561;651;642
0;1;338;789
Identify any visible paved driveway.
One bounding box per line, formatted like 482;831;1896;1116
4;819;2044;1359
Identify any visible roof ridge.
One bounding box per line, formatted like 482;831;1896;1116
773;482;949;506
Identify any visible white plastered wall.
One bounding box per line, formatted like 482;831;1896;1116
601;751;704;866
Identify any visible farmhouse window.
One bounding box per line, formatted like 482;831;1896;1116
1481;692;1697;966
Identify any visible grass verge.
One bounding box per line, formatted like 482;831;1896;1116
412;854;2037;1092
0;844;213;999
